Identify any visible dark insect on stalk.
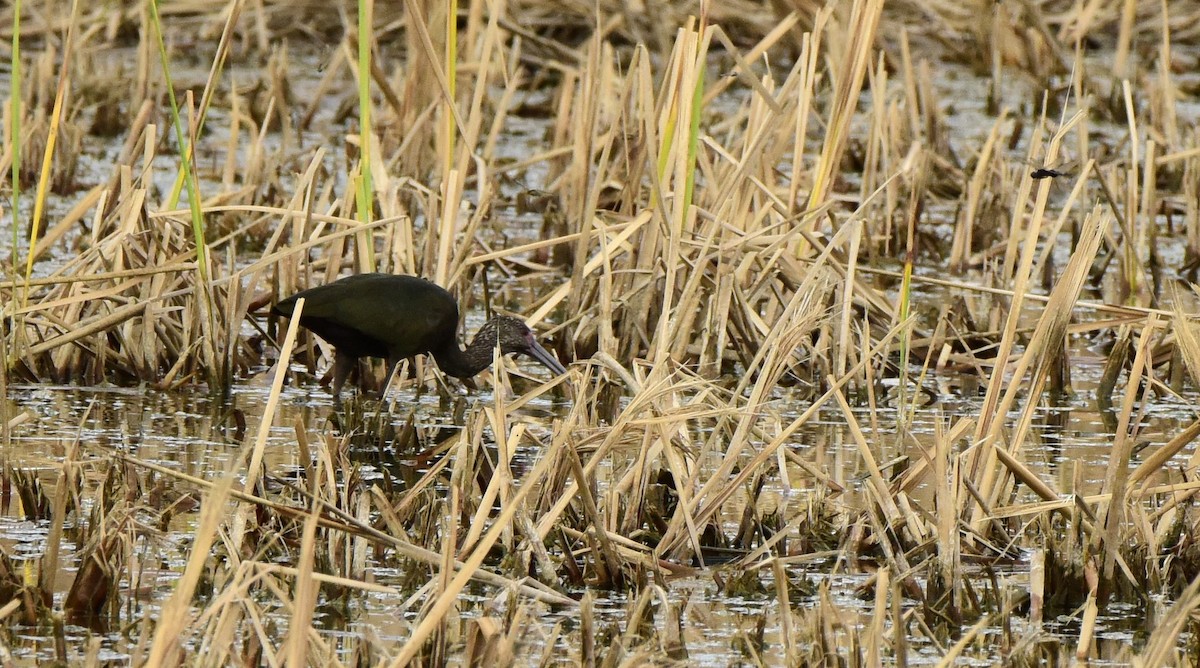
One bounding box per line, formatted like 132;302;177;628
1031;167;1068;180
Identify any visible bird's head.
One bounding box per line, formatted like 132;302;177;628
482;315;568;375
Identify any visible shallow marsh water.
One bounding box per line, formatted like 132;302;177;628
1;343;1195;665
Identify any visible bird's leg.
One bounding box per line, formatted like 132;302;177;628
380;356;402;400
330;352;356;405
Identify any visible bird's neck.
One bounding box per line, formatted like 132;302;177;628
433;321;499;378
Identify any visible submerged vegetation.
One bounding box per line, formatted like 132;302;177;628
1;0;1200;664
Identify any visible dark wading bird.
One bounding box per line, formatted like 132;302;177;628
271;273;567;400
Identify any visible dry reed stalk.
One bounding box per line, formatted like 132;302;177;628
619;586;656;652
144;474;236;666
283;470;322;667
144;287;304;664
463;615;517;667
832;387;902;526
243;295;304;491
1030;159;1097;281
514;506;559;587
562;425;624;585
529;371;709;567
705;21;795;113
367;488;574;605
934;417;962;602
0;335;8;448
1170;297;1200;391
1096;318;1157;602
864;565;889;666
29;185;105;261
246;562;401;596
796;0;882;255
1075;590;1099;660
41;400;89;607
895;146;927;422
7;199;395;386
660;318;911;558
353;0;377;276
579;590;594;668
967;204;1107;532
434;433;465;660
1136;572;1200;666
561;38;620;321
1130;418;1200;488
433;174;464;287
772;556;796;664
441;12;517;263
934;614;992;668
461;396;514;556
950;110;1009;270
846;262;1176;324
1114;81;1149;305
386;412;563;667
22;0;80;290
191;560;298;666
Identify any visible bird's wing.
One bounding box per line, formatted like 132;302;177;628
310;279;457;358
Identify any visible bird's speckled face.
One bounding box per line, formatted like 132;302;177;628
489;315;567;375
492;315;536;353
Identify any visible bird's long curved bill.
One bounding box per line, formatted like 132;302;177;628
527;340;568;375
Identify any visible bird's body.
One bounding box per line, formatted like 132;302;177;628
272;273;566;399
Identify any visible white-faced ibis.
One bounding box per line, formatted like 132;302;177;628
271;273;567;399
